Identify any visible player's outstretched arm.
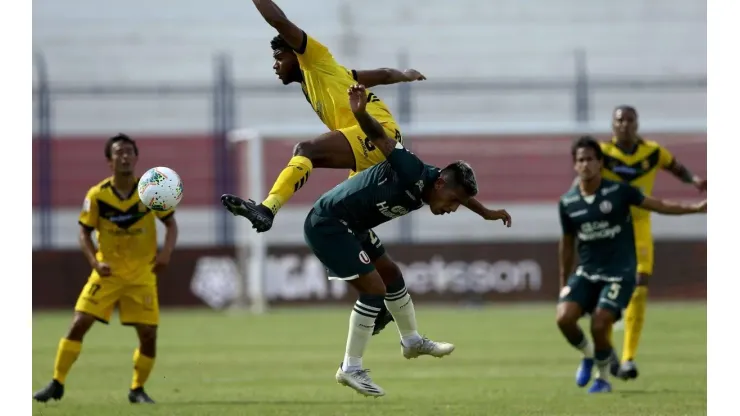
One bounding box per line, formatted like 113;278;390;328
638;196;706;215
252;0;305;51
353;68;426;88
665;158;707;191
463;198;512;227
348;84;396;157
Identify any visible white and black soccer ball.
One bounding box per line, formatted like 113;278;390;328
137;167;183;211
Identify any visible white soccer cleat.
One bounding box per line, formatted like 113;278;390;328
335;367;386;397
402;336;456;359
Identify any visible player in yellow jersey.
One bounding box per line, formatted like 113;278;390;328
33;134;179;404
221;0;510;235
601;106;706;380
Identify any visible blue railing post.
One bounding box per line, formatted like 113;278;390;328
574;49;590;124
212;53;234;245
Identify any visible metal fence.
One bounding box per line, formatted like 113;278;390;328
32;50;707;248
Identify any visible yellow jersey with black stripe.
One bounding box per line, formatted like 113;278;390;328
600;138;675;220
78;177;174;283
295;33;399;132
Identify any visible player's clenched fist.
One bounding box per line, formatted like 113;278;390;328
348;84;367;113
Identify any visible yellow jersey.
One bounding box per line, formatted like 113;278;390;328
600;138;675;220
296;35;399;131
78;177;174;283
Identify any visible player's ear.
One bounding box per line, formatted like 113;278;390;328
434;176;445;190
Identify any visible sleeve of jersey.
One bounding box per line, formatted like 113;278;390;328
558;201;575;235
156;209;175;222
623;184;646;206
78;189;99;230
295;33;334;69
658;145;676;168
386;143;425;186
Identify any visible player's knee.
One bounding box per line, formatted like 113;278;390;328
555;302;579;328
293;141;319;161
66;312;96;341
636;273;651;286
136;325;158;343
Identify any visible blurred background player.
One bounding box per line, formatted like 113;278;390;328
298;84;506;397
601;105;707;379
557;136;705;394
226;0;510;234
32;134;179;404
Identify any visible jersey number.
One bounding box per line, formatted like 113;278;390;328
367;93;380;103
88;283;102;297
606;283;621;300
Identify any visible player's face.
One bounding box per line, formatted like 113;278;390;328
108;141;137;175
612;108;638;140
427;180;469;215
573;147;602;180
273;49;300;85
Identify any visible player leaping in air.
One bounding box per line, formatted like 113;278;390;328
557;136;705;394
601;105;706;380
222;1;511;336
301;84;505;397
221;0;510;232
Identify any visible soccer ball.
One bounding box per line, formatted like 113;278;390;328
137;167;183;211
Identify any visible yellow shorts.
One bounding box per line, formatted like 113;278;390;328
338;122;403;177
74;271;159;326
633;218;654;276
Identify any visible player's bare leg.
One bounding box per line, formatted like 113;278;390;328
222;131;356;232
33;312;96;402
617;274;649;380
374;254;455;358
128;325;158;404
556;302;595;388
587;308;619;394
335;270;387;397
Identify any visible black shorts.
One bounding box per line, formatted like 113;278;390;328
303;208;386;280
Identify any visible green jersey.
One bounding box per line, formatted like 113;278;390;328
313;142;439;231
558;179;646;281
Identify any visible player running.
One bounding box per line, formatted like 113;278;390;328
32;134;179;404
601;105;706;380
223;0;510;233
297;84;503;397
557;136;705;394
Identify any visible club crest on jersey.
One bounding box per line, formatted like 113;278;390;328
359;251;371;264
599;200;613;214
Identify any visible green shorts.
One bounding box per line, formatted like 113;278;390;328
558;273;636;321
303;208;386;280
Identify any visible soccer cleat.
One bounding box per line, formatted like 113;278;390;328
128;387;156;404
372;308;395;336
575;358;594;387
616;360;639;380
335;366;385;397
609;350;621;378
402;336;455;359
221;194;275;233
587;378;612;393
32;380;64;403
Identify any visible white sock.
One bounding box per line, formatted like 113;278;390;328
595;359;610;381
341;298;381;372
385;285;422;347
576;336;595;359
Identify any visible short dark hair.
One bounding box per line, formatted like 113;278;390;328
441;160;478;197
105;133;138;160
271;35;291;53
614;104;638;118
571;136;603;161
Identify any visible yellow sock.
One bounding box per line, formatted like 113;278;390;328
622;286;648;362
131;349;156;390
53;338;82;384
261;156;313;215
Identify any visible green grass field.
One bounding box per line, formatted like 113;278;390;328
32;302;706;416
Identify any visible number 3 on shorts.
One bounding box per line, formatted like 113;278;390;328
607;283;621;300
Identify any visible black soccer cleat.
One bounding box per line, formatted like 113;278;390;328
221;194;275;233
33;379;64;403
128;387;156;404
372;307;395;336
